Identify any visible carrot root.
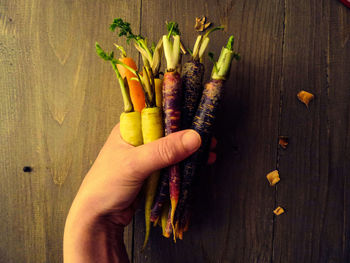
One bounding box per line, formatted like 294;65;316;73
141;107;164;249
119;111;143;146
150;170;169;222
176;79;224;229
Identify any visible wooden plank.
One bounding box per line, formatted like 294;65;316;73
318;2;350;261
273;1;350;262
133;0;284;262
0;0;140;262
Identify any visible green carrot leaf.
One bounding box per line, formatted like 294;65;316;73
166;21;180;38
110;18;142;43
110;18;131;35
95;42;114;61
226;35;234;50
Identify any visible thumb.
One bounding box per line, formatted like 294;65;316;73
131;130;201;177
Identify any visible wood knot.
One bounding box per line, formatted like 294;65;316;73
23;166;33;173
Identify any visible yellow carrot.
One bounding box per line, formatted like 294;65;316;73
120;112;142;146
141;107;163;249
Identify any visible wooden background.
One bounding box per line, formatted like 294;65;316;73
0;0;349;262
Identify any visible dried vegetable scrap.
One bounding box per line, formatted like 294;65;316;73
266;170;280;186
273;206;285;216
297;90;314;107
279;136;289;149
95;17;239;247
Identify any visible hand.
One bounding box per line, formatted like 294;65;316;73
64;123;202;263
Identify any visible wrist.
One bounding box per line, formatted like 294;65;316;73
64;200;127;263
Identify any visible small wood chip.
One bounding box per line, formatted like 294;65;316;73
266;170;280;186
297;90;314;107
273;206;285;216
194;16;211;32
279;136;289;149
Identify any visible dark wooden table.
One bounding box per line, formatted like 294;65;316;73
1;0;349;262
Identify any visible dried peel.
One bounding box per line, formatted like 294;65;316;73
273;206;285;216
297;90;314;107
194;16;211;32
266;170;280;186
279;136;289;149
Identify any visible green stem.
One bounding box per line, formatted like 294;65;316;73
137;39;153;63
111;62;133;112
211;35;240;80
167;23;175;39
226;35;234;50
142;66;156;107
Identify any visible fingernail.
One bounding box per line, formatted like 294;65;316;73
182;130;201;152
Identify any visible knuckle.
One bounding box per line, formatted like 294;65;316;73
157;139;178;165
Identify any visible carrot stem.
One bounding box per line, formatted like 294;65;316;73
95;42;133;112
111;63;133;112
211;35;240;80
192;26;224;61
163;22;181;71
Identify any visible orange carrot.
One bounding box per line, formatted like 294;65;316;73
116;57;145;112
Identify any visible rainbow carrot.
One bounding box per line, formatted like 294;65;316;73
176;36;240;234
111;19;166;248
96;43;163;247
162;22;182;239
124;51;164;248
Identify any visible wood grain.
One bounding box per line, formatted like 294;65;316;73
273;0;350;262
0;0;140;262
0;0;349;262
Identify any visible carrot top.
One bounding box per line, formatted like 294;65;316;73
110;18;163;77
209;35;240;80
191;26;224;61
96;42;134;112
163;22;181;71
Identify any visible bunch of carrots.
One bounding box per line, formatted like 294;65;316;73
96;17;240;248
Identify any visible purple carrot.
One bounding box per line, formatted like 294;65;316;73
162;70;182;235
181;26;223;129
175;36;240;233
161;22;182;237
181;61;204;128
150;170;169;223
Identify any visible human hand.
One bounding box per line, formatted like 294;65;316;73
64;123;203;262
